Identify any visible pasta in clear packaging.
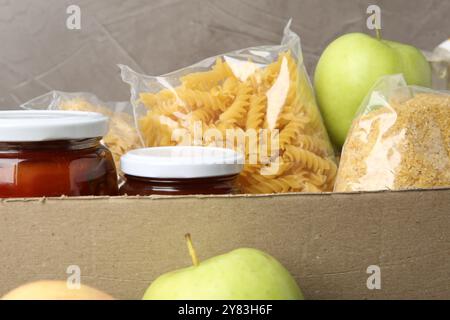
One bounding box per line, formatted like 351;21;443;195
20;91;142;171
335;75;450;192
120;22;336;194
424;39;450;90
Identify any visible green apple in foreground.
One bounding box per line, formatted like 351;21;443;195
314;32;431;147
143;234;303;300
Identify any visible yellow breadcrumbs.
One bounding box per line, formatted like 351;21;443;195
335;93;450;191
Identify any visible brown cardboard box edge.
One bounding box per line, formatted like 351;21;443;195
0;188;449;299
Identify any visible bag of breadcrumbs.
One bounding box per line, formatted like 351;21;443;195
335;74;450;192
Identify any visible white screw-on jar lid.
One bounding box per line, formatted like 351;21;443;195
0;110;109;142
121;146;244;179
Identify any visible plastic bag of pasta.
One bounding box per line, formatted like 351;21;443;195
335;74;450;192
20;91;142;171
120;21;337;194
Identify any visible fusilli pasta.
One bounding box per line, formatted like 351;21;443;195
137;51;336;194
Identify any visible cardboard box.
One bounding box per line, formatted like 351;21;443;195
0;188;449;300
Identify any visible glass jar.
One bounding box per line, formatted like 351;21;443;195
0;110;118;198
119;146;243;196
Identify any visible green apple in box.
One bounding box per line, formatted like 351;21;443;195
143;234;303;300
314;32;432;147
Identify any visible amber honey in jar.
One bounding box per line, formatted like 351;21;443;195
0;110;118;198
119;146;244;195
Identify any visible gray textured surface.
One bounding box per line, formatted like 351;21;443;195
0;0;449;108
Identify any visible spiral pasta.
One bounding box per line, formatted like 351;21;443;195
284;146;334;173
137;51;336;193
246;95;267;130
59;98;141;171
181;58;234;90
244;173;308;194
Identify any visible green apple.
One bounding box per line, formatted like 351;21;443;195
143;234;303;300
314;32;431;147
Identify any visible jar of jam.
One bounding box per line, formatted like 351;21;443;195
119;146;244;195
0;110;118;198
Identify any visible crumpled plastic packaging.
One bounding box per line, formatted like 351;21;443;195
20;91;142;172
424;38;450;90
335;74;450;192
119;21;336;194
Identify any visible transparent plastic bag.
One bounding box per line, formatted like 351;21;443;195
424;39;450;90
20;91;142;171
335;74;450;192
120;22;336;194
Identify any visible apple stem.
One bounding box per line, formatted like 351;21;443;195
375;28;382;40
185;233;200;267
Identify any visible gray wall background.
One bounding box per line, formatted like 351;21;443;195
0;0;449;108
